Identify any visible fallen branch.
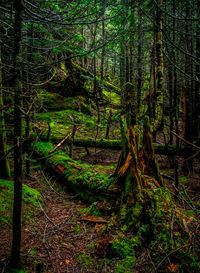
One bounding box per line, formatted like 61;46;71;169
49;125;82;154
151;245;188;273
171;131;200;150
49;132;72;154
76;216;108;223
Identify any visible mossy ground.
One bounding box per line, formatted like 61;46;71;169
0;179;43;229
34;90;121;140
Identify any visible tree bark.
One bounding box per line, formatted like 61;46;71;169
152;0;164;134
10;0;23;267
0;46;10;178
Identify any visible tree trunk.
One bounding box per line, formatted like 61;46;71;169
100;0;106;80
194;0;200;140
137;7;142;111
0;46;10;178
10;0;23;267
152;0;164;134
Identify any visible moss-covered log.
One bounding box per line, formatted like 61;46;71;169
38;130;197;157
34;142;119;203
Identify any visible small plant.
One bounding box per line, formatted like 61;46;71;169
77;252;94;271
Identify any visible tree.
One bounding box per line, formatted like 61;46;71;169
10;0;23;267
0;46;10;178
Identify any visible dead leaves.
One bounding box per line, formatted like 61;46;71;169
95;223;106;233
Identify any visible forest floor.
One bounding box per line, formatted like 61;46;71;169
0;144;199;273
0;91;200;272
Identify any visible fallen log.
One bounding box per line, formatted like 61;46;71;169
72;138;197;157
42;132;198;157
34;142;120;203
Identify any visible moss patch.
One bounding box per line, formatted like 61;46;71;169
0;179;43;229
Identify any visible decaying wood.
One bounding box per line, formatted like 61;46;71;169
115;116;164;201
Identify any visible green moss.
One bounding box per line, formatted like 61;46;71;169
79;202;101;216
116;256;136;273
109;237;138;273
111;239;134;258
35;142;116;200
4;267;27;273
0;179;43;229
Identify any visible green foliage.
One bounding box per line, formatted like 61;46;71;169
102;90;120;106
85;120;96;128
116;256;136;273
29;249;37;255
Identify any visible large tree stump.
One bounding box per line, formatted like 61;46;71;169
114;116;164;213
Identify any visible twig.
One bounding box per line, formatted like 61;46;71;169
40;166;79;200
161;173;174;181
37;197;55;226
32;70;56;86
43;241;56;272
183;150;200;161
40;167;65;198
172;184;199;215
151;245;187;273
29;135;39;158
43;223;48;243
147;249;156;272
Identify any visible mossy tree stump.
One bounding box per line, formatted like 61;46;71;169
114;116;164;223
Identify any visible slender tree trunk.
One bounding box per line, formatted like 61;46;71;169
125;41;130;83
0;46;10;178
10;0;23;267
137;7;142;111
183;5;193;174
194;0;200;140
100;0;106;80
129;0;134;83
152;0;164;134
